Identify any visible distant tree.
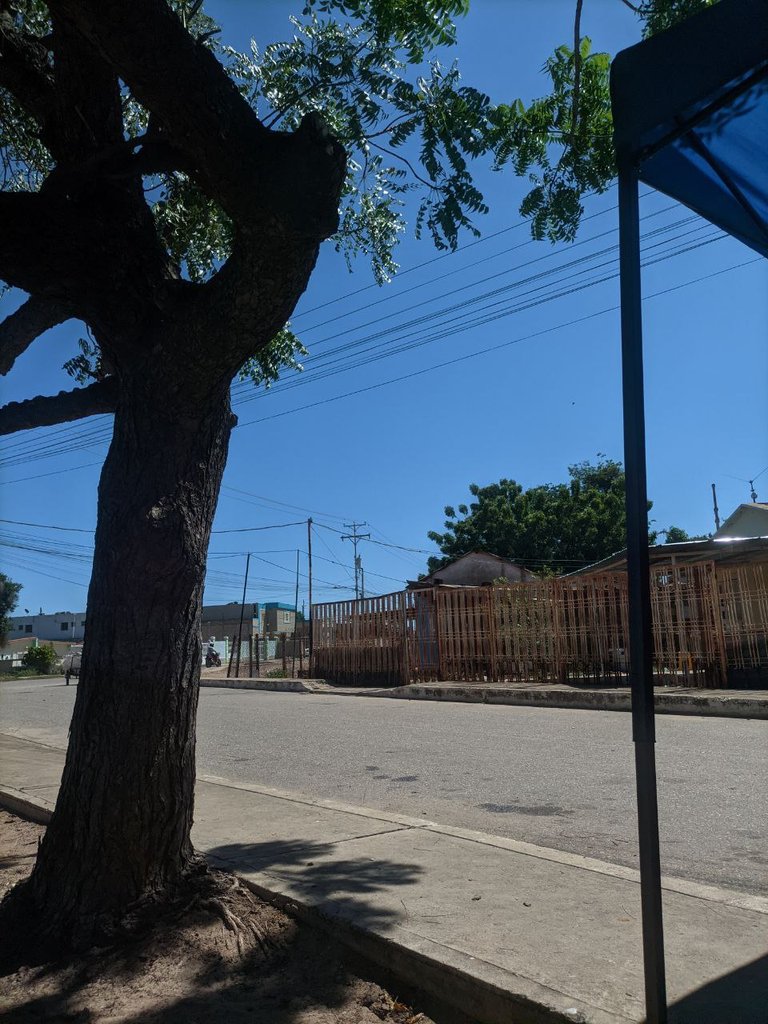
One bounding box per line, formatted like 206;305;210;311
21;642;57;673
427;459;658;575
660;526;709;543
0;573;22;646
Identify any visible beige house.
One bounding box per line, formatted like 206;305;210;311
408;551;537;589
714;502;768;540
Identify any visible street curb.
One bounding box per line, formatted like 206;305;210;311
230;870;622;1024
0;783;55;825
0;783;619;1024
369;685;768;720
201;678;768;719
201;677;313;693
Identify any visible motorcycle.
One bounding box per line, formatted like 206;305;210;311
205;648;222;668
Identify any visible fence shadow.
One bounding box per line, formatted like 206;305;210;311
667;952;768;1024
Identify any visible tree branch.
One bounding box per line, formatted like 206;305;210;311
50;9;123;163
571;0;584;140
0;191;169;326
48;0;346;238
0;295;72;376
0;378;118;435
0;9;57;144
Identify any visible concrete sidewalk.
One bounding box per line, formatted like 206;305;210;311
1;731;766;1024
201;676;768;719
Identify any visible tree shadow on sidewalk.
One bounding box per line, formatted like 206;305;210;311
206;837;423;933
0;841;434;1024
667;952;768;1024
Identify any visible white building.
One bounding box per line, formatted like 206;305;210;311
7;610;86;642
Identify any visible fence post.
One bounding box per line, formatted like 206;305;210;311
401;591;409;685
248;634;253;678
281;633;287;675
226;634;236;679
487;586;499;682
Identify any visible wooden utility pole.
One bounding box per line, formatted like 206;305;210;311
341;520;370;599
235;551;251;678
307;518;314;674
292;549;300;677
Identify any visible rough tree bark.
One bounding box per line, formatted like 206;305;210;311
29;376;235;947
0;0;345;952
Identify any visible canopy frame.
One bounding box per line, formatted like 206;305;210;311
611;2;767;1021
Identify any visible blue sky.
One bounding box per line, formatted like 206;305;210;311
1;0;766;616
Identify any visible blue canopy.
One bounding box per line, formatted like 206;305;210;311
611;0;768;257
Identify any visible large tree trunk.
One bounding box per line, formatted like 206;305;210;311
26;372;235;948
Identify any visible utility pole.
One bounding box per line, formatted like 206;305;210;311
307;519;313;672
235;551;251;678
341;521;370;600
292;549;300;677
711;483;721;531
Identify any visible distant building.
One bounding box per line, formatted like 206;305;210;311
201;602;261;641
263;602;296;635
7;611;86;642
714;502;768;539
201;601;296;638
408;551;537;589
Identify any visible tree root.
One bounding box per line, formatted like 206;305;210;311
198;874;274;957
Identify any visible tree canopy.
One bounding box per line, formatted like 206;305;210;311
0;0;718;404
427;459;661;575
0;572;22;645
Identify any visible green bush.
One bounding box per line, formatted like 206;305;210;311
21;643;58;674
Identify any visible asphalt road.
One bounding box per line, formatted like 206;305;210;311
1;678;766;894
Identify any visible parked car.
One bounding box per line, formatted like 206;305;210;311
61;647;83;685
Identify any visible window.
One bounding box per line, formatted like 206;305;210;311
61;622;69;631
80;620;86;627
283;611;291;624
25;625;32;633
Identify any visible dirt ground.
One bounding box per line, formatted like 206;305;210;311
0;811;443;1024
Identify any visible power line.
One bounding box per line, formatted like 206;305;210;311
0;196;680;466
0;209;728;471
236;254;759;427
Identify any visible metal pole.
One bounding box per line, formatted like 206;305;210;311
618;162;667;1024
307;519;314;674
235;551;251;679
711;483;721;531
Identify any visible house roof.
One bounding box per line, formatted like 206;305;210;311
567;535;768;577
410;550;535;587
715;502;768;537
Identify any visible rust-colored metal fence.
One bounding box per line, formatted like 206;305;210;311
311;561;768;688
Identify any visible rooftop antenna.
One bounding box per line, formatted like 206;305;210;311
711;483;720;531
